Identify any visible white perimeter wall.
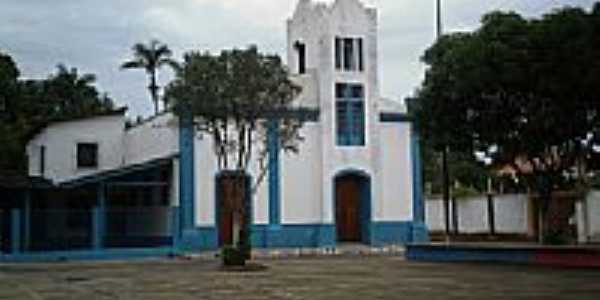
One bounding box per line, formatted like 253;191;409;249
586;190;600;242
426;194;529;234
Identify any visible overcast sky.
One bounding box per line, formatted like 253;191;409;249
0;0;594;117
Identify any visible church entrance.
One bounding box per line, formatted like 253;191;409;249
335;172;371;243
216;172;249;246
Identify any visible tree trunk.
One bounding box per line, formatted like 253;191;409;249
148;71;159;115
537;174;567;244
442;147;451;237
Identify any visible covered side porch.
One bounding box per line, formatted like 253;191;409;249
0;156;181;261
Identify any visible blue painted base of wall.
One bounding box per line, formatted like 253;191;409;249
252;224;336;248
249;222;420;248
410;222;430;243
406;244;600;268
369;222;414;246
178;227;217;251
1;221;426;262
0;247;177;263
406;244;533;265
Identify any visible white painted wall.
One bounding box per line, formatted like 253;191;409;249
378;123;413;222
125;113;179;165
281;123;323;224
288;0;414;227
26;114;126;184
194;133;218;227
193;128;270;227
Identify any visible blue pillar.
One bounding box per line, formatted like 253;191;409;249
178;111;200;250
171;206;180;248
93;183;106;250
267;119;281;226
11;209;21;254
265;119;281;247
411;125;429;243
23;191;31;251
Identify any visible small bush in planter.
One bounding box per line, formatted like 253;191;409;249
543;229;569;245
222;245;246;266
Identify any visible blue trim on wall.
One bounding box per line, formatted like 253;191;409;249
410;125;429;243
370;222;413;246
0;247;178;263
379;113;412;123
267;120;281;226
251;224;336;248
178;112;196;249
11;209;21;254
246;222;416;248
406;245;532;264
23;192;31;250
360;176;372;244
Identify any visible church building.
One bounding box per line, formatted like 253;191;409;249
7;0;426;260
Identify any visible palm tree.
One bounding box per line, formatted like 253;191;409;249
121;40;179;115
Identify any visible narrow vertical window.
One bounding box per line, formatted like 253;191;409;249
297;42;306;74
335;37;364;72
335;37;342;70
343;38;354;71
40;145;45;176
336;83;365;146
358;38;364;71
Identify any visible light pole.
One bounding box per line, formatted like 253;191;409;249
435;0;452;239
436;0;442;39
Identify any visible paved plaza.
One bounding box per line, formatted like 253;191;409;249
0;256;598;300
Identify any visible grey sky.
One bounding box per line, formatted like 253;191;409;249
0;0;595;117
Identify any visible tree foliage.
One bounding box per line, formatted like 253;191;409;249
414;5;600;242
121;40;179;115
166;46;303;179
0;51;115;172
166;46;304;264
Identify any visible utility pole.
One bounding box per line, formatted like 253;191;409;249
436;0;442;39
435;0;451;239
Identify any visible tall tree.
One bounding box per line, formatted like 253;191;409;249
0;53;115;173
0;51;22;171
414;6;600;243
121;40;179;115
166;46;306;265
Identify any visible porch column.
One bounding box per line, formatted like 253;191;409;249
23;191;31;251
267;119;281;226
93;183;106;250
411;124;429;242
10;209;21;254
178;110;199;249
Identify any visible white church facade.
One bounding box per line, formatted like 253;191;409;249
14;0;426;257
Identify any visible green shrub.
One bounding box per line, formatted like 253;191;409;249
221;245;246;266
543;229;569;245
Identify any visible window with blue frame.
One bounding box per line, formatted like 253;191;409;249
336;83;365;146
